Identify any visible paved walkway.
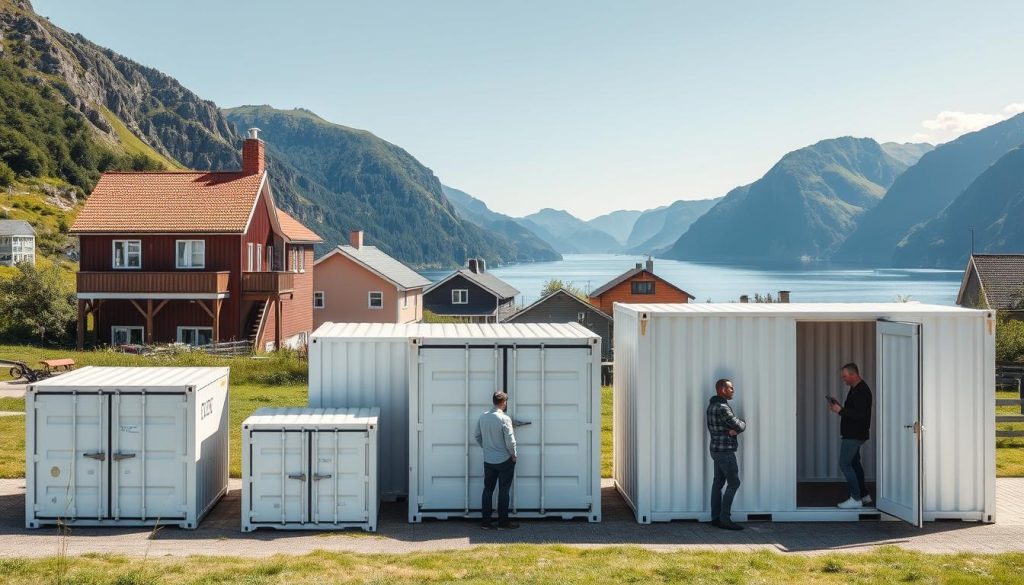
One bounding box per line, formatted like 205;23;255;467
1;478;1023;558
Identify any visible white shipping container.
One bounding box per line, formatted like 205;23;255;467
614;303;996;526
241;407;379;532
26;367;230;529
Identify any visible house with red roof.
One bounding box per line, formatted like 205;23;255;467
70;129;322;351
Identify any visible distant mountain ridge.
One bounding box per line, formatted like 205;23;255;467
441;185;561;262
665;137;909;263
586;210;642;245
627;198;720;254
515;208;623;253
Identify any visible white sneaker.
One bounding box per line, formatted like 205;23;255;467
837;497;863;509
861;495;872;505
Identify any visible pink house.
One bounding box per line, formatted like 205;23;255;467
313;231;431;326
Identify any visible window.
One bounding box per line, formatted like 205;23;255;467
631;281;655;295
368;291;383;309
247;242;254;271
452;289;468;304
111;326;144;345
299;248;305;272
313;291;325;309
403;292;409;308
177;326;213;347
290;248;298;272
256;244;263;271
577;312;586;322
112;240;141;269
266;245;274;271
176;240;205;269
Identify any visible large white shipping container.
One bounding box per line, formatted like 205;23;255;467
407;323;602;522
26;367;230;529
241;407;379;532
614;303;996;526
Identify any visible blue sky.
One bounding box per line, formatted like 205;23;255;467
32;0;1024;219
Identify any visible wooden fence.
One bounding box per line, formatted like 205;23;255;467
997;363;1024;439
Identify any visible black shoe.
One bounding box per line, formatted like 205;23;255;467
497;521;519;530
710;519;721;527
718;520;744;531
480;521;495;530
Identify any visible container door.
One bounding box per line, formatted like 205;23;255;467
876;320;923;527
508;347;593;512
417;347;500;511
110;393;188;521
311;429;370;524
32;393;107;521
248;430;308;525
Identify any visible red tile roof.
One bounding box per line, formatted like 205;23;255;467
276;209;322;243
70;171;265;233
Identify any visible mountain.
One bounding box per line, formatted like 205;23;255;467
880;142;934;168
516;208;623;253
441;185;561;262
664;137;908;264
626;198;720;254
834;114;1024;265
893;146;1024;268
586;210;642;245
224;106;520;267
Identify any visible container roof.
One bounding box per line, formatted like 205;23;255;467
615;302;989;317
312;321;598;341
30;366;230;391
244;407;379;429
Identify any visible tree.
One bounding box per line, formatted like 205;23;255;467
540;278;588;300
0;262;76;344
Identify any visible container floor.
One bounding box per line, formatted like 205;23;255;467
797;481;877;508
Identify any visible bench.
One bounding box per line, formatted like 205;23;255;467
39;359;75;374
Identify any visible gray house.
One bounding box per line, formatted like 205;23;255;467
957;254;1024;315
0;220;36;266
505;288;613;359
423;258;520;322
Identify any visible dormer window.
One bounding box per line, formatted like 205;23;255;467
176;240;205;269
112;240;141;269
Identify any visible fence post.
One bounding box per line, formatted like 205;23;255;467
1019;377;1023;415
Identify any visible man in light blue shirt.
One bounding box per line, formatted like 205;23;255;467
474;391;518;529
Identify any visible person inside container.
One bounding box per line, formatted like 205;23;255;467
706;378;746;530
830;362;873;509
474;391;519;530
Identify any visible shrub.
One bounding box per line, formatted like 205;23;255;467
0;262;76;344
0;161;14;187
996;315;1024;363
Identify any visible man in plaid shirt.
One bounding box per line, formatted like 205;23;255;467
706;378;746;530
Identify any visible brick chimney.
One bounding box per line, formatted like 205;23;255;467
478;258;486;273
778;290;791;303
467;258;479;273
645;257;654;273
349;230;364;249
739;295;749;303
242;128;265;175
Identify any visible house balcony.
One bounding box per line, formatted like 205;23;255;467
76;271;231;299
241;271;295;299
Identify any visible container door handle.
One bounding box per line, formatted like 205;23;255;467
313;473;332;481
83;452;106;461
287;473;307;481
112;453;136;461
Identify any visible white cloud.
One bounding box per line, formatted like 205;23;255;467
914;102;1024;143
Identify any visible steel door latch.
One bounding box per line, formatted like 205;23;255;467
313;473;332;481
112;453;136;461
287;473;307;481
83;452;106;461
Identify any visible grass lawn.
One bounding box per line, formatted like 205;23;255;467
1;546;1023;584
997;390;1024;477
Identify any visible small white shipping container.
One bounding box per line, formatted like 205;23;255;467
614;303;996;526
26;367;230;529
309;322;602;523
241;407;379;532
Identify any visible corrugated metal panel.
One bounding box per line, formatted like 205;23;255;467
312;321;598;342
613;304;995;523
796;322;877;481
31;366;230;392
245;407;380;428
618;302;985;316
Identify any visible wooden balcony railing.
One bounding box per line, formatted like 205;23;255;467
241;271;295;296
77;271;230;295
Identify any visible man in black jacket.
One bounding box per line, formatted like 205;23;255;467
830;363;873;509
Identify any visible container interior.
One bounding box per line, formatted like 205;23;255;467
795;320;878;508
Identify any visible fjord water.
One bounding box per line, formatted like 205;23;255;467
422;254;963;306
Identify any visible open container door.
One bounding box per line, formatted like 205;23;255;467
876;320;923;527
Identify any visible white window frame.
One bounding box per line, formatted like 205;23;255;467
577;311;586;322
111;325;144;345
299;247;305;273
247;242;254;271
313;291;325;309
112;240;142;270
403;291;409;308
267;244;274;272
256;243;263;272
290;248;298;272
177;326;214;347
175;239;206;269
452;289;469;304
368;291;384;309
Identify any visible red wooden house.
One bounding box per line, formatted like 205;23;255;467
70;129;322;351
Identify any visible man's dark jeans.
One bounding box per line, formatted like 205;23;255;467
482;457;516;524
839;438;868;500
710;451;741;523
